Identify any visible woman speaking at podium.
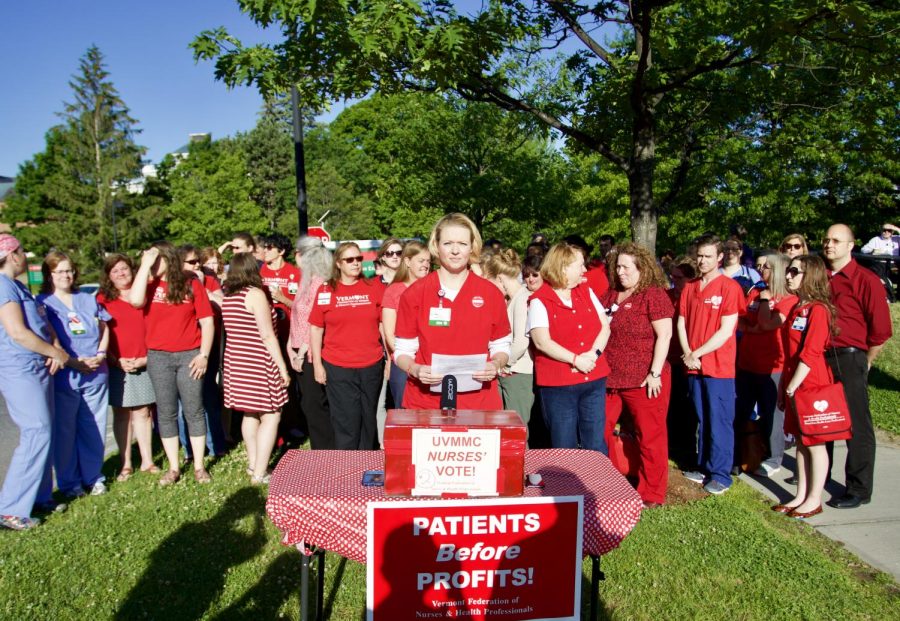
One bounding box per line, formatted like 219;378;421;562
394;213;511;410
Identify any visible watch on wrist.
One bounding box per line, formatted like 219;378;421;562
650;371;661;379
594;348;603;358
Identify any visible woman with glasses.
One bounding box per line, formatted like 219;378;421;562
98;254;157;481
722;239;761;294
288;237;334;449
600;243;674;506
527;243;611;452
779;234;809;259
381;240;431;419
0;235;69;530
522;254;544;293
774;255;839;518
38;252;112;499
394;213;511;411
130;241;215;485
376;237;404;285
736;252;796;477
310;242;386;449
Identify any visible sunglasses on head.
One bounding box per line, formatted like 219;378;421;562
341;256;364;264
785;267;804;277
383;250;403;258
782;242;802;250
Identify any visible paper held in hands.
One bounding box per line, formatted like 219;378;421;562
429;353;486;393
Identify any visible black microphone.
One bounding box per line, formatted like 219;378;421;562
440;375;457;414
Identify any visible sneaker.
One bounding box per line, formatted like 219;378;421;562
682;470;706;485
0;515;41;531
703;480;730;495
33;500;68;514
754;463;781;478
90;481;108;496
63;488;86;501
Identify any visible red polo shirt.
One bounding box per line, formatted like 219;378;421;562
678;273;744;378
827;259;892;350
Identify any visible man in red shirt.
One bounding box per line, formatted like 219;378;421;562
258;234;302;341
677;234;744;495
822;224;893;509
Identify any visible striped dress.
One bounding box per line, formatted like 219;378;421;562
222;287;288;412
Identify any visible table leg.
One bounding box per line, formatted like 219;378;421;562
316;550;326;621
589;555;605;621
300;549;310;621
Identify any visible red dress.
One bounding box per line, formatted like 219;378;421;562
222;288;288;412
781;301;833;436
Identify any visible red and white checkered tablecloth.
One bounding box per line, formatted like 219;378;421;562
266;449;643;563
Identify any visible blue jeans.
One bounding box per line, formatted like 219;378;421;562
539;378;607;454
688;375;735;486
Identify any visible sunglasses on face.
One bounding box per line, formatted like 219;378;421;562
184;259;201;265
341;256;364;264
383;250;403;258
782;242;802;250
756;264;769;271
883;229;893;234
785;267;804;277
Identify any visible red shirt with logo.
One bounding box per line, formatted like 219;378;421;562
395;271;510;410
309;278;385;368
143;277;213;352
678;273;744;378
737;289;798;375
97;293;148;359
781;301;833;388
260;262;301;337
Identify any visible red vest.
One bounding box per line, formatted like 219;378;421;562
529;283;609;387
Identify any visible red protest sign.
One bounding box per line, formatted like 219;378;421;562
366;497;583;621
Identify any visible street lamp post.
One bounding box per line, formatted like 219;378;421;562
292;85;309;237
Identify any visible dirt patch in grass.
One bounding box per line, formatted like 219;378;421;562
665;465;707;505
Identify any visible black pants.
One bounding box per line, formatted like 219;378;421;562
323;359;384;450
299;359;333;450
826;349;876;499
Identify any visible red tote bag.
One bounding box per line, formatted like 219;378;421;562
791;382;852;446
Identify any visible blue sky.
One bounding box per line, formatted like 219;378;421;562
0;1;343;176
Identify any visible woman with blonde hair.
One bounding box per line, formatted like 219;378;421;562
482;248;534;432
394;213;511;410
736;252;797;477
775;255;840;518
382;240;431;415
599;242;674;505
527;243;611;452
780;234;809;259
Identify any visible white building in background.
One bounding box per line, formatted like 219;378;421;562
123;132;211;194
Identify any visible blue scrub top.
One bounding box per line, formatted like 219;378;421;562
37;291;111;389
0;274;52;368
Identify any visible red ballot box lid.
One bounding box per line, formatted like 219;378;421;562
385;409;527;430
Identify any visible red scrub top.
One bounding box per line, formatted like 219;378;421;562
308;278;385;368
737;289;797;375
143;278;213;352
396;271;511;410
678;273;744;378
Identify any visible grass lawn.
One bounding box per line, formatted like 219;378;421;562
0;306;896;620
870;303;900;435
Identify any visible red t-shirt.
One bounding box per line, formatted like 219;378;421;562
309;279;385;368
260;262;301;314
97;293;148;359
781;302;834;389
396;271;510;409
678;274;744;378
737;289;798;374
382;282;408;310
582;265;609;298
143;278;214;352
202;274;221;293
600;287;674;389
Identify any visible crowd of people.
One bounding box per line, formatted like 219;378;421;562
0;217;893;530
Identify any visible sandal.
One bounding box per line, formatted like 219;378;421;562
116;467;134;482
0;515;41;531
140;464;161;474
250;473;271;485
159;470;180;487
194;468;212;484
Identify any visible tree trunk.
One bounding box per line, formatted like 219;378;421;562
629;109;657;254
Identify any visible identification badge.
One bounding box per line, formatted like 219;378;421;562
791;316;807;331
317;292;331;305
428;306;451;327
288;282;298;295
67;311;86;335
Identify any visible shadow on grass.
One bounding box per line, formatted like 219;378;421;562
210;552;304;620
869;367;900;392
115;487;269;620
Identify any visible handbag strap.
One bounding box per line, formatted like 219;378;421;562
795;301;841;379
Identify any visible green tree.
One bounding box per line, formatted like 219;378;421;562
193;1;895;253
5;46;144;272
167;136;267;245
